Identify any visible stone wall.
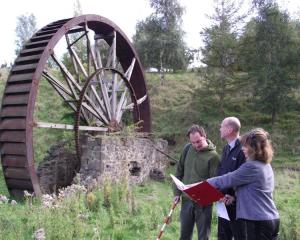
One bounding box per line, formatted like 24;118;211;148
37;141;78;193
79;135;169;186
37;136;169;193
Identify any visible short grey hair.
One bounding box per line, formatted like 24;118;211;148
223;117;241;133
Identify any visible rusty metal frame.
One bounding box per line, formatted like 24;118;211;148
0;15;151;197
74;67;141;160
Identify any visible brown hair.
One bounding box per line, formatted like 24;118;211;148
240;128;273;163
187;124;207;138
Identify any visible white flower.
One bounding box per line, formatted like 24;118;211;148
57;184;87;200
33;228;46;240
24;190;33;197
0;194;9;203
41;194;57;208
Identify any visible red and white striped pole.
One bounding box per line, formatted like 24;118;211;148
156;198;179;240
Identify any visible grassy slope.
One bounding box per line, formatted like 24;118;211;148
148;72;300;163
0;70;299;239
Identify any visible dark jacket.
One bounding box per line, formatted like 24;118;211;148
216;138;245;220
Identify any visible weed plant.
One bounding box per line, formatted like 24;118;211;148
0;168;299;239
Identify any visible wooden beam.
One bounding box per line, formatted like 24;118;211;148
35;121;108;131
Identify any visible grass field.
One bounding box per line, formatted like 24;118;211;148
0;165;299;239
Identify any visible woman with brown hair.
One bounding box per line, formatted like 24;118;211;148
207;128;280;240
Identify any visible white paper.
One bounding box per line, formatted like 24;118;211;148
170;174;202;191
216;201;230;221
170;174;185;190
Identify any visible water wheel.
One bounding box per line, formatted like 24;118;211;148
0;14;151;197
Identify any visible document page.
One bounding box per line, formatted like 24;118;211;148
170;174;185;190
216;201;230;221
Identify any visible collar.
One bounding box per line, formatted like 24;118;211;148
228;138;238;150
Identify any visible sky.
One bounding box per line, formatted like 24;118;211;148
1;0;300;65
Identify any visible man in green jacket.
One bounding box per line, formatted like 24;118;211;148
173;124;219;240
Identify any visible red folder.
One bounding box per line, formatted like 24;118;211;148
171;174;224;206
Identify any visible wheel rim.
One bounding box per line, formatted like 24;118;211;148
0;14;151;197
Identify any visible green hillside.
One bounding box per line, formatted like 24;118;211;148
148;72;300;164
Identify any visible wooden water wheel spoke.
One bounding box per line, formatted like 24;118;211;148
51;54;108;123
93;39;110;111
89;84;109;120
81;43;111;121
0;15;151;197
43;71;74;98
94;40;104;69
50;54;92;123
125;58;136;79
117;95;147;122
116;91;128;122
98;72;113;120
105;31;117;68
42;72;77;114
35;121;107;131
120;58;136;87
80;101;107;124
65;34;80;79
115;58;142;121
66;30;88;82
116;82;130;120
92;39;112;117
124;95;148;110
40;73;107;125
47;65;78;101
51;53;81;90
115;58;139;121
111;71;118;119
42;71;78;111
84;23;98;72
69;45;88;78
103;31;118;119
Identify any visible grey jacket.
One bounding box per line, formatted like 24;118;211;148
208;159;279;221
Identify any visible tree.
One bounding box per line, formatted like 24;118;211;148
73;0;83;16
133;0;188;75
200;0;243;115
61;0;87;77
15;14;37;56
246;3;300;125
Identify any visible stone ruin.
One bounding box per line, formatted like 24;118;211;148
37;135;169;193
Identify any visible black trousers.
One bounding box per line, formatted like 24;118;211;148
180;200;212;240
217;217;246;240
245;219;280;240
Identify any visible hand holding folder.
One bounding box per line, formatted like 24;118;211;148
171;174;224;206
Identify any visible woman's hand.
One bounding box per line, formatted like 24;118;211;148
222;194;235;205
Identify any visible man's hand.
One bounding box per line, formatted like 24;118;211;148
173;195;181;204
222;194;235;205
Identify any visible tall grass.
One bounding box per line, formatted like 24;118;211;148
0;168;299;239
0;179;180;240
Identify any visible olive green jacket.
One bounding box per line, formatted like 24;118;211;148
173;140;220;202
